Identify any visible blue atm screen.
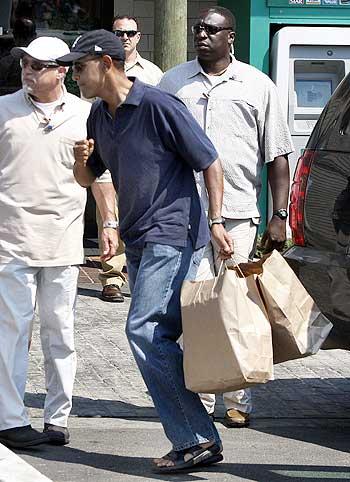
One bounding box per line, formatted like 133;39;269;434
295;79;332;108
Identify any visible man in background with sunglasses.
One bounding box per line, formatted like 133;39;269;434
0;36;117;449
159;6;293;428
113;14;163;85
91;14;163;304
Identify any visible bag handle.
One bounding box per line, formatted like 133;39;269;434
217;259;227;276
231;255;245;278
218;256;245;278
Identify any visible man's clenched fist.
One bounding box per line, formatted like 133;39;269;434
74;139;95;167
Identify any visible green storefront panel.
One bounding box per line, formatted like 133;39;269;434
267;0;350;7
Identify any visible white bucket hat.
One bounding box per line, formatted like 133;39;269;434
11;36;70;63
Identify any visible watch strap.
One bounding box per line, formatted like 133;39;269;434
209;216;226;229
102;220;119;229
273;209;288;220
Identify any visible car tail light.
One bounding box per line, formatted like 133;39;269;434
289;149;315;246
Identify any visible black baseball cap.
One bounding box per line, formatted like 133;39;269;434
56;29;125;65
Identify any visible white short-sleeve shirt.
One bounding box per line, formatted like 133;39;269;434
159;57;294;219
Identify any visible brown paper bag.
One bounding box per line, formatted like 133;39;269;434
181;266;273;394
256;250;333;364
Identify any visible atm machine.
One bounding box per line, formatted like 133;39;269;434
271;27;350;179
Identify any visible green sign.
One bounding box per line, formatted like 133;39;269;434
268;0;350;5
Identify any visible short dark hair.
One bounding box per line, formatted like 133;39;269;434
200;6;236;32
112;15;139;30
112;59;125;71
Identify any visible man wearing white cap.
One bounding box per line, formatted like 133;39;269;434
0;36;117;448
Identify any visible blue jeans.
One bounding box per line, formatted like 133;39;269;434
125;241;221;451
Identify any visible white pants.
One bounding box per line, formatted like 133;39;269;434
0;264;78;430
196;218;259;415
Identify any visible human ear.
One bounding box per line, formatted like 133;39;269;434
101;55;113;72
57;66;67;80
135;31;141;46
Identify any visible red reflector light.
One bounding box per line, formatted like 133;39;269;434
289;150;315;246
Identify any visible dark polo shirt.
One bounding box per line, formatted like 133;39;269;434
87;78;218;249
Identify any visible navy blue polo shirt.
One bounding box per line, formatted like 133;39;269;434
87;78;218;249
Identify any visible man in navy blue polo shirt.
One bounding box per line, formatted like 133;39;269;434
58;30;233;473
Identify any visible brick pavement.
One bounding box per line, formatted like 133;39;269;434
25;261;350;424
77;256;102;284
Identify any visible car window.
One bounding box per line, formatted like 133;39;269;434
304;73;350;250
307;73;350;153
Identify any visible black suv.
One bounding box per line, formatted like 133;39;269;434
285;73;350;350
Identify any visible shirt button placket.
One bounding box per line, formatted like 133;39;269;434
206;97;212;135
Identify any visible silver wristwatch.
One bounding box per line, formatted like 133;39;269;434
102;220;119;229
208;216;226;229
273;209;288;220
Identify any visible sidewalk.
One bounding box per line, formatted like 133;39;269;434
13;418;350;481
3;260;350;481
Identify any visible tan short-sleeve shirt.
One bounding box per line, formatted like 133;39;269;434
125;53;163;86
0;89;91;266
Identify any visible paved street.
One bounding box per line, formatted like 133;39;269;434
4;259;350;481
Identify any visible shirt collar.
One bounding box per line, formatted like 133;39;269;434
188;56;243;82
123;77;146;106
125;52;145;71
101;77;145;116
23;84;67;110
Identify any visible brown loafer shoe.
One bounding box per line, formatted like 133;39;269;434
224;409;250;428
101;284;124;302
0;425;49;448
43;423;70;445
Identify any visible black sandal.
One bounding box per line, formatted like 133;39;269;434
153;443;223;473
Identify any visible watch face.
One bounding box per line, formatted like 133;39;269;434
274;209;288;220
209;217;226;229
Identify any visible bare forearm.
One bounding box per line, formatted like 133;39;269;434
73;162;96;188
203;157;223;219
203;157;234;257
91;182;116;222
268;155;290;210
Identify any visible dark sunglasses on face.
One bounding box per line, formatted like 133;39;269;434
20;58;59;71
72;58;96;74
73;56;120;75
191;23;233;36
113;29;138;38
72;62;86;74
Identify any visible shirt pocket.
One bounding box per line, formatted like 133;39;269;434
56;137;79;170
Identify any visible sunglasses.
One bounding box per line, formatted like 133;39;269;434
72;58;96;74
20;58;59;71
113;29;138;38
191;23;233;36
